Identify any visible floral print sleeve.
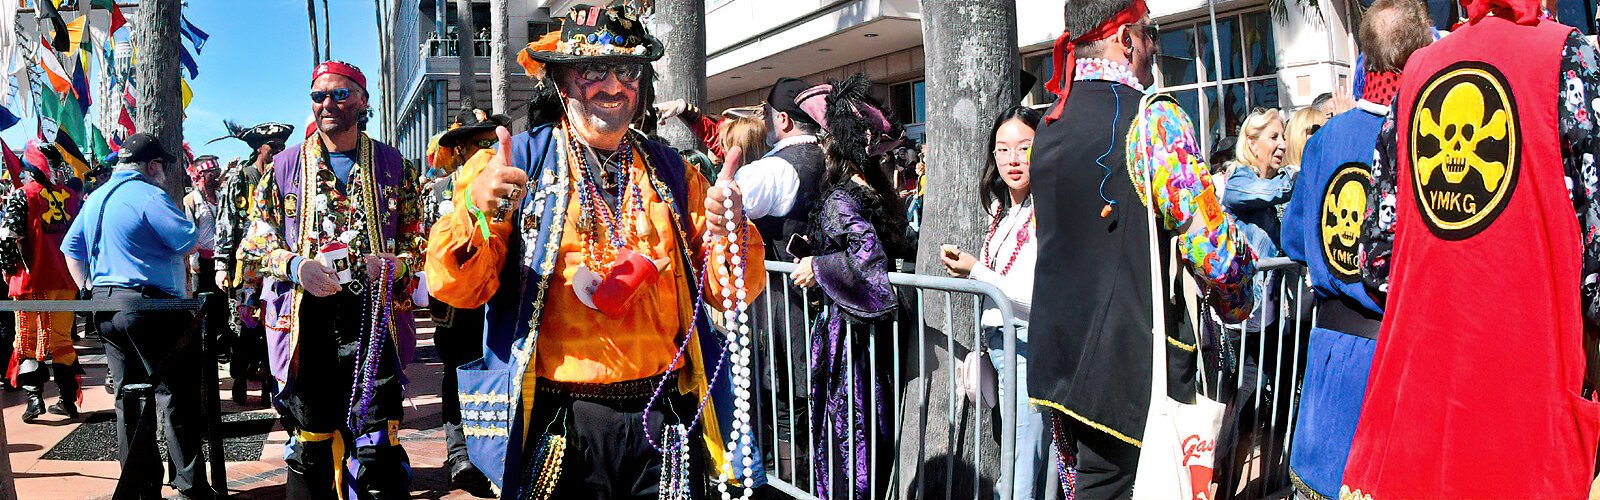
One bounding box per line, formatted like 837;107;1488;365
1360;32;1600;322
392;158;426;279
1127;98;1257;322
241;166;299;282
1559;32;1600;324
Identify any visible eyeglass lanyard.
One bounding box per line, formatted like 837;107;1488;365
88;177;140;276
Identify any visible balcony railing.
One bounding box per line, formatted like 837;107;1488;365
420;33;491;58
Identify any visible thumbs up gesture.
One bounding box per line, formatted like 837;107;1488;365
468;126;528;224
704;146;745;238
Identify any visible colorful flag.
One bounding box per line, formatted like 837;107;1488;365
0;105;17;132
1;139;22;188
179;15;210;53
70;53;90;113
88;125;111;163
52;128;88;179
38;84;84;150
35;37;73;96
117;105;134;133
91;0;126;34
179;44;198;79
35;0;68;52
180;79;193;110
122;88;136;109
64;15;87;58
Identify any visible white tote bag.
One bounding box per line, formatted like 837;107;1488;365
1129;94;1227;500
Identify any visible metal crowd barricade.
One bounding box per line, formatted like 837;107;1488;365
0;293;225;500
1204;256;1315;500
755;261;1020;500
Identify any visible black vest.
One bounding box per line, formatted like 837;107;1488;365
754;139;825;262
1028;81;1197;445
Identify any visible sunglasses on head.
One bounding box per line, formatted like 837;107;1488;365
310;88;354;104
576;62;644;84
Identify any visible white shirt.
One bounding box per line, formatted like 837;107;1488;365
734;134;818;220
973;199;1036;328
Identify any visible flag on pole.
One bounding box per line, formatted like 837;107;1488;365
35;0;68;52
122;88;136;109
70;53;90;113
52;128;89;179
179;15;210;53
64;15;87;58
38;88;84;150
36;37;73;96
89;125;111;163
117;105;134;133
180;79;193;110
91;0;126;34
179;44;198;79
0;105;17;132
0;139;23;188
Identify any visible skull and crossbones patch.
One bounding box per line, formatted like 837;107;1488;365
1409;62;1520;240
1321;163;1371;283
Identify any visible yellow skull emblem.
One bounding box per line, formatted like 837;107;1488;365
1416;82;1509;189
1409;63;1519;240
1321;163;1371;281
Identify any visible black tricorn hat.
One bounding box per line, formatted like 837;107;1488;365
207;120;295;152
439;109;512;148
517;3;664;76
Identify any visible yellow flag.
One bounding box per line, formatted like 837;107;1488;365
181;79;192;109
64;16;86;57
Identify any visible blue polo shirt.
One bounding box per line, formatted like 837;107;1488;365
61;169;197;297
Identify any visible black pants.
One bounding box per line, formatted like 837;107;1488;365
282;290;410;500
527;382;704;500
430;297;484;465
1055;416;1140;500
96;286;209;496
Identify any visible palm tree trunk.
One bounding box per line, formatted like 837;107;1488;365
652;0;706;150
903;0;1019;497
321;0;332;58
134;0;186;201
454;0;477;112
489;0;509;114
306;0;320;64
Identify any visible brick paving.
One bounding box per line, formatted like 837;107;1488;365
3;318;492;499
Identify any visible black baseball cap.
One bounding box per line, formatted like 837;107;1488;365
767;77;819;127
119;133;176;164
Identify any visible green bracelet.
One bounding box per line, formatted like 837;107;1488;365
468;204;492;241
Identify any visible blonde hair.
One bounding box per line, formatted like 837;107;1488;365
717;115;769;169
1284;107;1328;167
1234;108;1283;171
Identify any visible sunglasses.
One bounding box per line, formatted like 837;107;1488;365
576;62;644;84
310;88;354;104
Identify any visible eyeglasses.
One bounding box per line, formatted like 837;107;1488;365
576;62;644;83
1130;23;1159;41
994;145;1033;161
472;139;498;150
310;88;353;104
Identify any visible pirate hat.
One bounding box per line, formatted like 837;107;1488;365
516;3;663;79
439;108;512;148
208;120;296;152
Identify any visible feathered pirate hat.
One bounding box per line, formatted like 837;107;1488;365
207;120;295;163
516;3;664;80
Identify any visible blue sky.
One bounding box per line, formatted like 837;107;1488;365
2;0;383;162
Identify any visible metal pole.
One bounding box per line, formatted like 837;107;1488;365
199;292;228;498
1207;0;1227;136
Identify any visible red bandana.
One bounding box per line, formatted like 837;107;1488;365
1459;0;1544;25
312;61;368;93
1043;0;1149;123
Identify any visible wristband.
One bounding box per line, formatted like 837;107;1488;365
463;185;493;241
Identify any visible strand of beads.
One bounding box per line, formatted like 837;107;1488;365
347;259;392;432
657;423;691;500
714;184;755;500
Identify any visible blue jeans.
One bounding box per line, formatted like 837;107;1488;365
986;325;1047;500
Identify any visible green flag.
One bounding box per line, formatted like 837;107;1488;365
89;125;111;164
38;85;85;148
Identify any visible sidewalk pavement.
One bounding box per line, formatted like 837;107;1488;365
4;315;489;499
